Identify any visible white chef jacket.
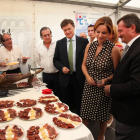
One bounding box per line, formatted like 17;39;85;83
0;45;22;71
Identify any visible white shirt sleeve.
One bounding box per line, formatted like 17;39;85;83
35;47;41;66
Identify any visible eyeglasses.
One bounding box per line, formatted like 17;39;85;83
4;38;12;42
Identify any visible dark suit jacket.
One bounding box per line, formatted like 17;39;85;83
53;36;88;88
110;36;140;126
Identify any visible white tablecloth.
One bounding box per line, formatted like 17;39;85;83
0;86;94;140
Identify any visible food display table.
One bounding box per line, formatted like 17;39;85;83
0;86;94;140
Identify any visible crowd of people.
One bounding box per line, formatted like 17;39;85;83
0;13;140;140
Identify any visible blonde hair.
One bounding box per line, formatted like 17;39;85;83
111;25;118;44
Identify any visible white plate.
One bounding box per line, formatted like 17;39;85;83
53;113;82;129
32;81;47;87
0;109;17;123
45;102;69;114
38;95;59;104
18;107;43;121
0;100;15;109
26;123;59;140
6;61;19;65
15;99;37;108
0;124;24;140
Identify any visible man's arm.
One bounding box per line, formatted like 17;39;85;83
0;63;6;67
53;41;64;72
83;38;89;49
0;55;6;67
110;54;140;98
35;47;41;66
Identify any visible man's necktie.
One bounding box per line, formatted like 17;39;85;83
121;45;129;60
68;39;73;74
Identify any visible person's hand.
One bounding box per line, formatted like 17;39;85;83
0;62;7;67
62;67;70;74
104;85;111;97
97;79;107;88
22;57;30;64
86;76;97;86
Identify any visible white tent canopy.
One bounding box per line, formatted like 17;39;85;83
92;0;140;7
0;0;139;69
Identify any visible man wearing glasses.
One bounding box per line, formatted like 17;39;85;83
0;33;27;74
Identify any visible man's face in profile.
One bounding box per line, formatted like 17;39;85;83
2;34;13;48
118;20;132;44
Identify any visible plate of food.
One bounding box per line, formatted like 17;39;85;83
53;113;82;129
15;99;37;108
38;95;59;104
0;108;17;122
0;100;14;109
26;123;59;140
0;124;24;140
45;102;69;114
18;107;43;121
16;82;29;87
6;61;19;65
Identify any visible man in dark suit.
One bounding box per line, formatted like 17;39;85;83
104;14;140;140
53;19;88;115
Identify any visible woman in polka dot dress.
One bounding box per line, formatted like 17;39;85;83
80;17;121;140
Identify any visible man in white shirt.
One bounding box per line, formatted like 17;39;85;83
35;27;59;96
0;34;27;74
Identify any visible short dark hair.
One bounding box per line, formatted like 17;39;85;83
1;33;10;42
88;24;94;28
40;27;52;37
60;19;75;29
117;13;140;33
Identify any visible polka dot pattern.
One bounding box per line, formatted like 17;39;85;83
80;40;115;122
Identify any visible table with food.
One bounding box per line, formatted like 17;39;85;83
0;77;94;140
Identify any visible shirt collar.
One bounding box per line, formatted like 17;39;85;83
67;34;76;42
2;46;13;52
51;39;55;43
127;34;140;47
